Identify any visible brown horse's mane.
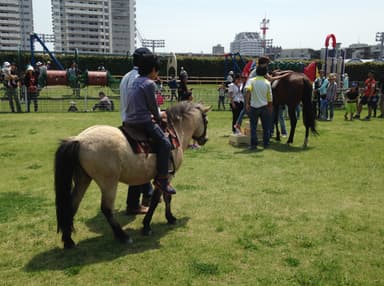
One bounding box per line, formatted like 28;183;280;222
166;101;202;124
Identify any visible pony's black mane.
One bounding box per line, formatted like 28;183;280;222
166;101;201;124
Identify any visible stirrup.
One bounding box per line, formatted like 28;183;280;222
154;178;176;195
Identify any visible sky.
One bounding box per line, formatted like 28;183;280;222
33;0;384;54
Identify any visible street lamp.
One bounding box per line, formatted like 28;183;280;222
375;32;384;59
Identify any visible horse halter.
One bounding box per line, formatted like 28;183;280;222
192;109;208;146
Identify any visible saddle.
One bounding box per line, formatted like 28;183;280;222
119;122;180;155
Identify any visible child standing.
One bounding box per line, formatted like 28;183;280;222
217;82;226;110
344;83;359;120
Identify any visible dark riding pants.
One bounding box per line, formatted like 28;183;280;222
126;183;153;209
129;121;172;177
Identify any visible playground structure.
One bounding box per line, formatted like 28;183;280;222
323;34;346;88
29;33;120;111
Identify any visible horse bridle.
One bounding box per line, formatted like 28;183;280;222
192;108;208;145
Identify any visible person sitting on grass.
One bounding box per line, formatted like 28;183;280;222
92;91;112;111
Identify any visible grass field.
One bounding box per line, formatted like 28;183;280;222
0;109;383;285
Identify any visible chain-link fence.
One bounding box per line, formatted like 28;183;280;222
0;84;224;113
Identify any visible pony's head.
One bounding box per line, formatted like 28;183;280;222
167;102;211;146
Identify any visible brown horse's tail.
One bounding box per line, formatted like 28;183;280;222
302;77;318;135
54;139;80;236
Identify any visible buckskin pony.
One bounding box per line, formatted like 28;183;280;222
54;101;210;248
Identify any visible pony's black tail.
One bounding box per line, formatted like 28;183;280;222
302;78;318;135
54;139;80;235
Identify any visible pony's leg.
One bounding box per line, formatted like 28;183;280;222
100;182;132;244
303;127;309;148
287;106;297;144
72;167;92;215
142;187;162;235
163;193;176;224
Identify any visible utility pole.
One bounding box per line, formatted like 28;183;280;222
260;18;270;55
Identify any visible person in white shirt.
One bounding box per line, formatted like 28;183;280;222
228;73;244;134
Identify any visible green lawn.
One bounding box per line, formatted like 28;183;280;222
0;109;383;285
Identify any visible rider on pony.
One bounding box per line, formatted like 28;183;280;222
123;52;176;195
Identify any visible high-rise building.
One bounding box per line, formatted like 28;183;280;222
0;0;34;51
52;0;136;54
230;32;264;57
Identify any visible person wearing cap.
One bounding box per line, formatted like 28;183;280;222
124;52;177;197
120;47;154;215
3;62;21;113
24;65;39;112
354;70;377;120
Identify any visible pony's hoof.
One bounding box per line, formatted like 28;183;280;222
142;227;153;236
167;216;177;225
63;239;76;249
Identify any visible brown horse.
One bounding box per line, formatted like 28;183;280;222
271;70;317;147
54;102;210;248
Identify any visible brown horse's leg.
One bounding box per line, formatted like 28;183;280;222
142;187;162;235
164;193;176;224
273;104;280;141
287;106;297;144
100;183;132;244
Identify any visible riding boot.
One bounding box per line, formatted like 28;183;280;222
153;176;176;195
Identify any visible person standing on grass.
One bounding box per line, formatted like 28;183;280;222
4;62;21;113
24;65;39;112
120;47;153;215
354;71;376;120
344;82;359;120
228;73;244;134
245;66;273;150
323;73;337;121
378;76;384;118
217;82;226;111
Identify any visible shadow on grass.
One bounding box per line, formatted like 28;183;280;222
24;215;190;272
233;141;315;154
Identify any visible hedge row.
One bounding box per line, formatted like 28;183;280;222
1;51;383;81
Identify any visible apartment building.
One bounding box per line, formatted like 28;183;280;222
230;32;264;57
52;0;135;54
0;0;34;51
